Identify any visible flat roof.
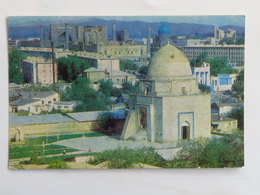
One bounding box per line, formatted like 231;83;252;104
10;113;76;126
9;99;41;106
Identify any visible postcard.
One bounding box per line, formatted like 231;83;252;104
8;16;244;169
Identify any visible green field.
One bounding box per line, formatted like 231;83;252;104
9;132;106;160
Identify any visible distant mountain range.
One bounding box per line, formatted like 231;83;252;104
8;18;245;39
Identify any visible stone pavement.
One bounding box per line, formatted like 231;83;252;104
54;136;181;160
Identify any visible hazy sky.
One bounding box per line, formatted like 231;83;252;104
8;15;245;27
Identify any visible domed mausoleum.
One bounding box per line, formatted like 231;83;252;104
121;44;211;143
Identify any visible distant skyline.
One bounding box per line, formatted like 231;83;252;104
8;15;245;27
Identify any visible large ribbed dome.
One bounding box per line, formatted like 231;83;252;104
146;44;192;79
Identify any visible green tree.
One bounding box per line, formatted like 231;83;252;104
190;52;208;67
174;134;244;168
9;49;25;84
138;65;148;76
170;35;178;39
232;70;244;95
62;77;108;112
207;57;238;76
120;60;137;71
111;87;123;97
121;81;139;94
89;147;168;169
198;84;211;93
227;107;244;130
47;159;70;169
98;79;113;97
92;112;116;133
219;36;244;45
56;56;91;82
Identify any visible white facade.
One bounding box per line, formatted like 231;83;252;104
191;62;210;86
210;74;238;92
53;101;79;111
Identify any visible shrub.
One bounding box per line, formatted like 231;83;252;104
47;159;70;169
89;147;168;169
173;134;244;168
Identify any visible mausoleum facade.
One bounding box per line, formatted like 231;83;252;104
121;44;211;143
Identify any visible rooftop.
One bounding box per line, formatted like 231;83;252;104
20;91;58;99
10;113;75;126
211;115;237;122
66;109;127;122
9;99;41;106
84;67;104;72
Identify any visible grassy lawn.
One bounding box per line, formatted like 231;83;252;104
9;132;106;160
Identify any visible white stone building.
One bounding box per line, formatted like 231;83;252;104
121;44;211;143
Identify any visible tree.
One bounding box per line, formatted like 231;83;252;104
9;49;25;84
121;81;139;94
227;107;244;130
190;53;238;76
174;134;244;168
47;159;70;169
61;77;108;112
138;65;148;76
56;56;91;82
98;79;113;97
120;60;137;71
232;70;244;95
190;52;208;67
111;87;123;97
198;84;211;93
207;57;238;76
88;147;168;169
93;112;116;133
219;36;244;45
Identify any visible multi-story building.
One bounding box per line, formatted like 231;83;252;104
21;57;58;84
210;73;239;92
191;62;211;86
70;51;120;75
9;91;59;114
20;47;72;59
180;45;244;66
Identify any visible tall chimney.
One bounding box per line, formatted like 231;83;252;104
65;23;69;50
147;27;151;58
40;25;44;48
112;24;116;41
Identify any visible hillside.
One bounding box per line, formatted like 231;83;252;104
8;18;245;39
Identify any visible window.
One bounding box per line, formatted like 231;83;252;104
139;107;147;129
53;98;57;102
182;87;187;95
48;101;51;104
64;106;69;108
57;106;62;109
42;100;44;104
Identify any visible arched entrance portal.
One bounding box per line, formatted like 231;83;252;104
58;32;72;43
181;122;190;140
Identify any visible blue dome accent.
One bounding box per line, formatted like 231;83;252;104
158;24;170;34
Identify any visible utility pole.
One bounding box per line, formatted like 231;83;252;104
51;41;56;85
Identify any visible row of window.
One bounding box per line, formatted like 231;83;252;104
41;98;57;105
57;106;69;109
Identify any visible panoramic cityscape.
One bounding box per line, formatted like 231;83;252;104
8;16;244;169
